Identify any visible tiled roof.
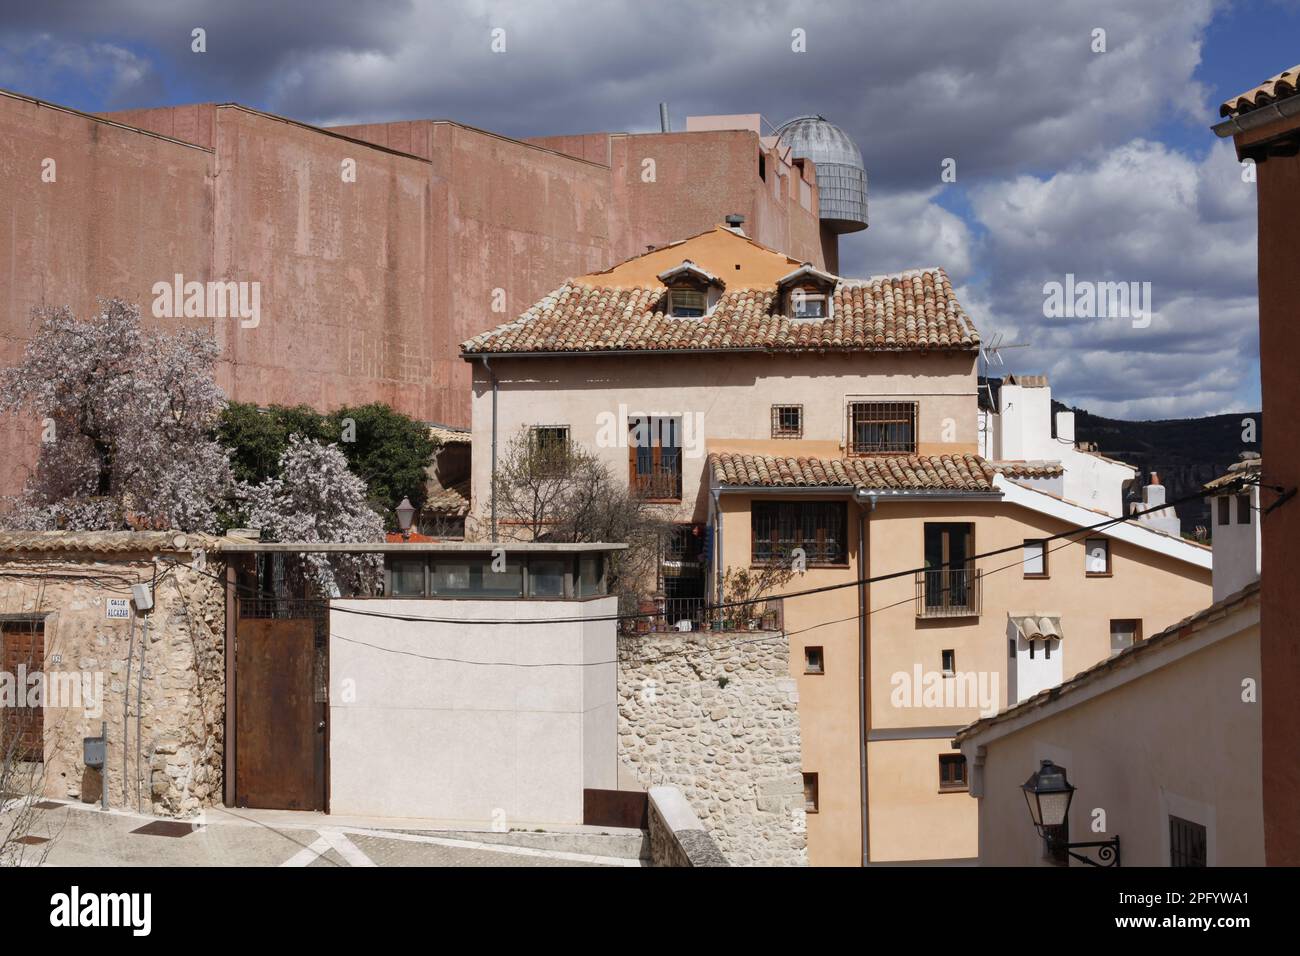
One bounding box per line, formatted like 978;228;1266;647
461;268;978;356
425;480;470;516
1221;64;1300;117
1204;456;1262;491
954;581;1260;743
708;452;997;492
429;424;471;445
1004;373;1049;388
991;460;1064;479
0;530;219;554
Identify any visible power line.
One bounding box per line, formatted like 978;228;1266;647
10;478;1219;634
242;480;1222;627
326;491;1212;669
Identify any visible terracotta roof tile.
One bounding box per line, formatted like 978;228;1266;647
708;452;997;492
462;268;978;356
991;460;1064;479
425;480;470;516
1204;456;1262;491
428;424;471;445
1221;64;1300;117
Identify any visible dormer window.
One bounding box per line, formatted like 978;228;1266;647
791;291;827;319
777;262;838;320
657;259;725;318
669;289;707;317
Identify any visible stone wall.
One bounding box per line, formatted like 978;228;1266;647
618;629;807;866
647;785;729;867
0;543;225;817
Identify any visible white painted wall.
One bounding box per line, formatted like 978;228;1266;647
1212;486;1261;601
328;597;618;825
469;351;979;532
1007;616;1063;704
993;382;1135;516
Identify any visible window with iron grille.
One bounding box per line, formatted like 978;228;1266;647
528;425;571;477
1169;815;1207;867
847;401;917;454
771;404;803;438
628;416;683;500
751;501;847;565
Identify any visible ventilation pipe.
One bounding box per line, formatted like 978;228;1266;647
659;102;671;133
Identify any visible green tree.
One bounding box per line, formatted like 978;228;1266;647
328;403;438;522
216;401;437;524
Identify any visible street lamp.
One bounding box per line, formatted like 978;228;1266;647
395;497;416;541
1021;759;1121;867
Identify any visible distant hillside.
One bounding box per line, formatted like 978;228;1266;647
1053;401;1263;536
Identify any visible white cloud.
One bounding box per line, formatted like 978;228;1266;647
964;138;1258;417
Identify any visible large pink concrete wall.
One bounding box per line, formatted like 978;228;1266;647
211;107;437;416
1;90;828;501
0;91;215;496
607;131;824;268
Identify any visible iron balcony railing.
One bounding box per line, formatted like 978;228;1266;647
628;596;785;634
631;465;683;500
915;568;982;618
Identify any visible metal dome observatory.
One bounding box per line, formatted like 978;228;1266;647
775;115;868;235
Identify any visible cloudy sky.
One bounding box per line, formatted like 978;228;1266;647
2;0;1290;418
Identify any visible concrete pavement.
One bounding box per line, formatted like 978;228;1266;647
5;799;647;868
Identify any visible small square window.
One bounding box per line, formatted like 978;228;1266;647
939;754;968;792
389;557;426;597
802;772;819;812
804;646;824;674
1237;494;1251;524
1023;539;1047;577
1110;619;1140;657
941;649;955;676
529;426;570;476
772;404;803;439
1085;538;1110;576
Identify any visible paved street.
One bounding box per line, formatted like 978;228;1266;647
6;800;644;868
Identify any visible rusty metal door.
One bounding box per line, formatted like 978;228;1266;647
0;621;45;762
235;601;326;810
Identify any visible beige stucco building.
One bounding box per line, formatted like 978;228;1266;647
951;457;1266;867
953;583;1261;866
460;226;1213;865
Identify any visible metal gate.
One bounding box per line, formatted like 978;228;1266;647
235;599;328;810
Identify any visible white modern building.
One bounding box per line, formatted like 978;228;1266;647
980;374;1136;517
1206;456;1263;602
328;543;624;826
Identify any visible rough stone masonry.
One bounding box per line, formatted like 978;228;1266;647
0;534;225;818
617;629;807;866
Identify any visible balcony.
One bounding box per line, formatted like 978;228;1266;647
915;568;982;619
630;465;683;501
630;596;785;634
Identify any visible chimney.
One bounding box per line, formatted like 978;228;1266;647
724;213;746;234
659;102;671;133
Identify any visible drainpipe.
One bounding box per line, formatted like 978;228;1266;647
481;356;499;541
711;488;723;602
857;493;876;867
